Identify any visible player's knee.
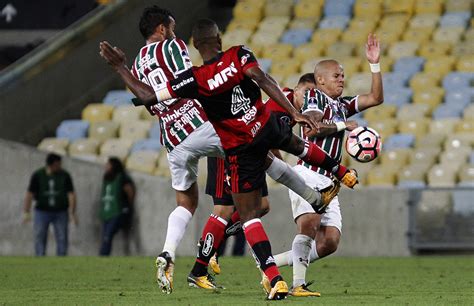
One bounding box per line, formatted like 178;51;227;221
212;205;234;220
320;237;339;256
297;214;318;238
259;197;270;217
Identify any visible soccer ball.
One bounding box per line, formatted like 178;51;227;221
345;126;382;163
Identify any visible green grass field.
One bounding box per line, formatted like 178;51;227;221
1;256;473;305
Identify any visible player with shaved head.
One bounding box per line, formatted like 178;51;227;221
272;33;384;297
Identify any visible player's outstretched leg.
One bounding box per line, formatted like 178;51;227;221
282;138;358;188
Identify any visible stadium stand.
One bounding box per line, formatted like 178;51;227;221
36;0;473;185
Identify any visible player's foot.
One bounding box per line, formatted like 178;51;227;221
290;281;321;297
187;273;224;290
341;169;358;188
155;251;174;294
209;254;221;275
267;280;289;300
260;270;271;294
313;180;341;214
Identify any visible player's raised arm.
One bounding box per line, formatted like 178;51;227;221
99;41;157;106
357;33;384;111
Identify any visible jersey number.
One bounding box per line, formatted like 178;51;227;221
231;85;251;115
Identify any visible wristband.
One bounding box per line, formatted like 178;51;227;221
369;63;381;73
335;121;346;132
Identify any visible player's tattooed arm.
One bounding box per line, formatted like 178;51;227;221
244;66;318;132
99;41;157;106
357;33;384;111
304;111;358;138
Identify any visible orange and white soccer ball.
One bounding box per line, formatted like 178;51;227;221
345;126;382;163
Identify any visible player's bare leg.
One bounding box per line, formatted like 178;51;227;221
233;190;289;300
315;226;341;258
156;183;198;294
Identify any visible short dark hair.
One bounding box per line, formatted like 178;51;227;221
298;73;316;85
46;153;61;166
139;6;175;40
192;18;219;43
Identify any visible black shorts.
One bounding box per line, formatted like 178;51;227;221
224;112;294;193
205;157;268;205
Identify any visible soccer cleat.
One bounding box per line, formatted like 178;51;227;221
290;281;321;297
209;254;221;275
155;252;174;294
267;280;289;300
260;269;271;294
340;169;358;188
313;180;341;214
187;273;223;290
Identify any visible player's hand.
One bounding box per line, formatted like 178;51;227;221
22;212;31;224
99;41;127;70
365;33;380;64
69;212;79;226
345;120;359;131
293;112;319;134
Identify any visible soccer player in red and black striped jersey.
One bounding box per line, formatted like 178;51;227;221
100;11;342;296
123;19;358;299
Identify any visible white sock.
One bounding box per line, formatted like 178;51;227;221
274;250;292;267
162;206;193;260
266;157;320;206
278;239;320;267
292;234;313;287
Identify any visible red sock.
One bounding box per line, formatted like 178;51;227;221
231;210;240;223
300;141;348;179
191;214;227;276
243;219;280;284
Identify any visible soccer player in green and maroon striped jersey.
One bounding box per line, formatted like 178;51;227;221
273;33;384;297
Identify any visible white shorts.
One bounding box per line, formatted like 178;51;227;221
167;122;224;191
288;165;342;233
